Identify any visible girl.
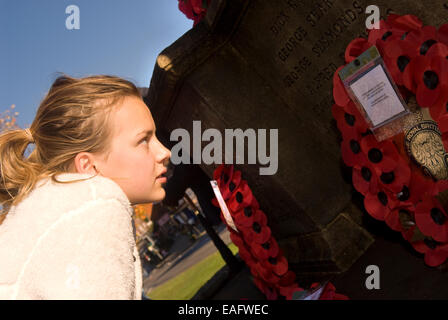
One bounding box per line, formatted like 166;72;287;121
0;74;171;299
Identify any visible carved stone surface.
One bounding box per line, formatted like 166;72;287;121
145;0;448;278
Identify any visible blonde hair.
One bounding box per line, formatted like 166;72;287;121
0;74;141;223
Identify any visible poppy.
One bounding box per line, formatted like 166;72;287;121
345;38;372;63
333;66;351;107
232;200;260;229
415;195;448;242
240;210;271;244
377;156;411;193
340;133;368;169
212;164;242;200
364;188;399;221
250;236;280;260
407;55;448;108
401;35;447;95
260;254;289;277
422;55;448;119
254;262;281;285
395;170;434;207
352;161;380;196
226;180;258;213
239;214;260;244
382;39;419;86
364;182;399;221
229;229;246;248
367;20;403;50
411;239;448;267
360;134;399;172
332;102;369;139
404;26;439;57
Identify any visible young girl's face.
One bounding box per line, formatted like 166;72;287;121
95;95;171;205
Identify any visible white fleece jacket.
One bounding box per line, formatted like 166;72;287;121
0;172;142;300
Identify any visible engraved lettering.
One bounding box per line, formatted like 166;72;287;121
270;11;290;36
277;25;308;62
311;3;364;57
283;56;312;87
306;0;334;27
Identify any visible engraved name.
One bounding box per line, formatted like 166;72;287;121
311;1;364;58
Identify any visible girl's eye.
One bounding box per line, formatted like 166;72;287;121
140;136;150;144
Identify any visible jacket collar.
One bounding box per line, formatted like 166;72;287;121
36;172;133;217
54;172;96;182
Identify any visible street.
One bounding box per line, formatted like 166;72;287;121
144;224;232;293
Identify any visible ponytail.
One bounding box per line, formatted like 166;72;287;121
0;128;43;223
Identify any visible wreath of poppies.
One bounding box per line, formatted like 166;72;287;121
333;14;448;267
211;164;348;300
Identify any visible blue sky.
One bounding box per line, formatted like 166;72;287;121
0;0;192;128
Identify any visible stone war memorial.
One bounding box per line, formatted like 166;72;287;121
144;0;448;284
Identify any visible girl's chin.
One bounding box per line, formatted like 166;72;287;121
152;188;166;202
132;189;166;205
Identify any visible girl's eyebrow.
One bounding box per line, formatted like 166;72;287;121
136;129;154;137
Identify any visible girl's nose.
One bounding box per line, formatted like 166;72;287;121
157;138;171;163
163;140;171;159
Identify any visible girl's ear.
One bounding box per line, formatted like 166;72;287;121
74;151;98;175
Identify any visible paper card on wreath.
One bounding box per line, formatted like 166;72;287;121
339;46;410;141
210;180;239;232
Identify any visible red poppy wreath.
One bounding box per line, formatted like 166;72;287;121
333;14;448;267
211;164;348;300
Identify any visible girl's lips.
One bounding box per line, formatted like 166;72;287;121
156;176;167;184
156;168;168;183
